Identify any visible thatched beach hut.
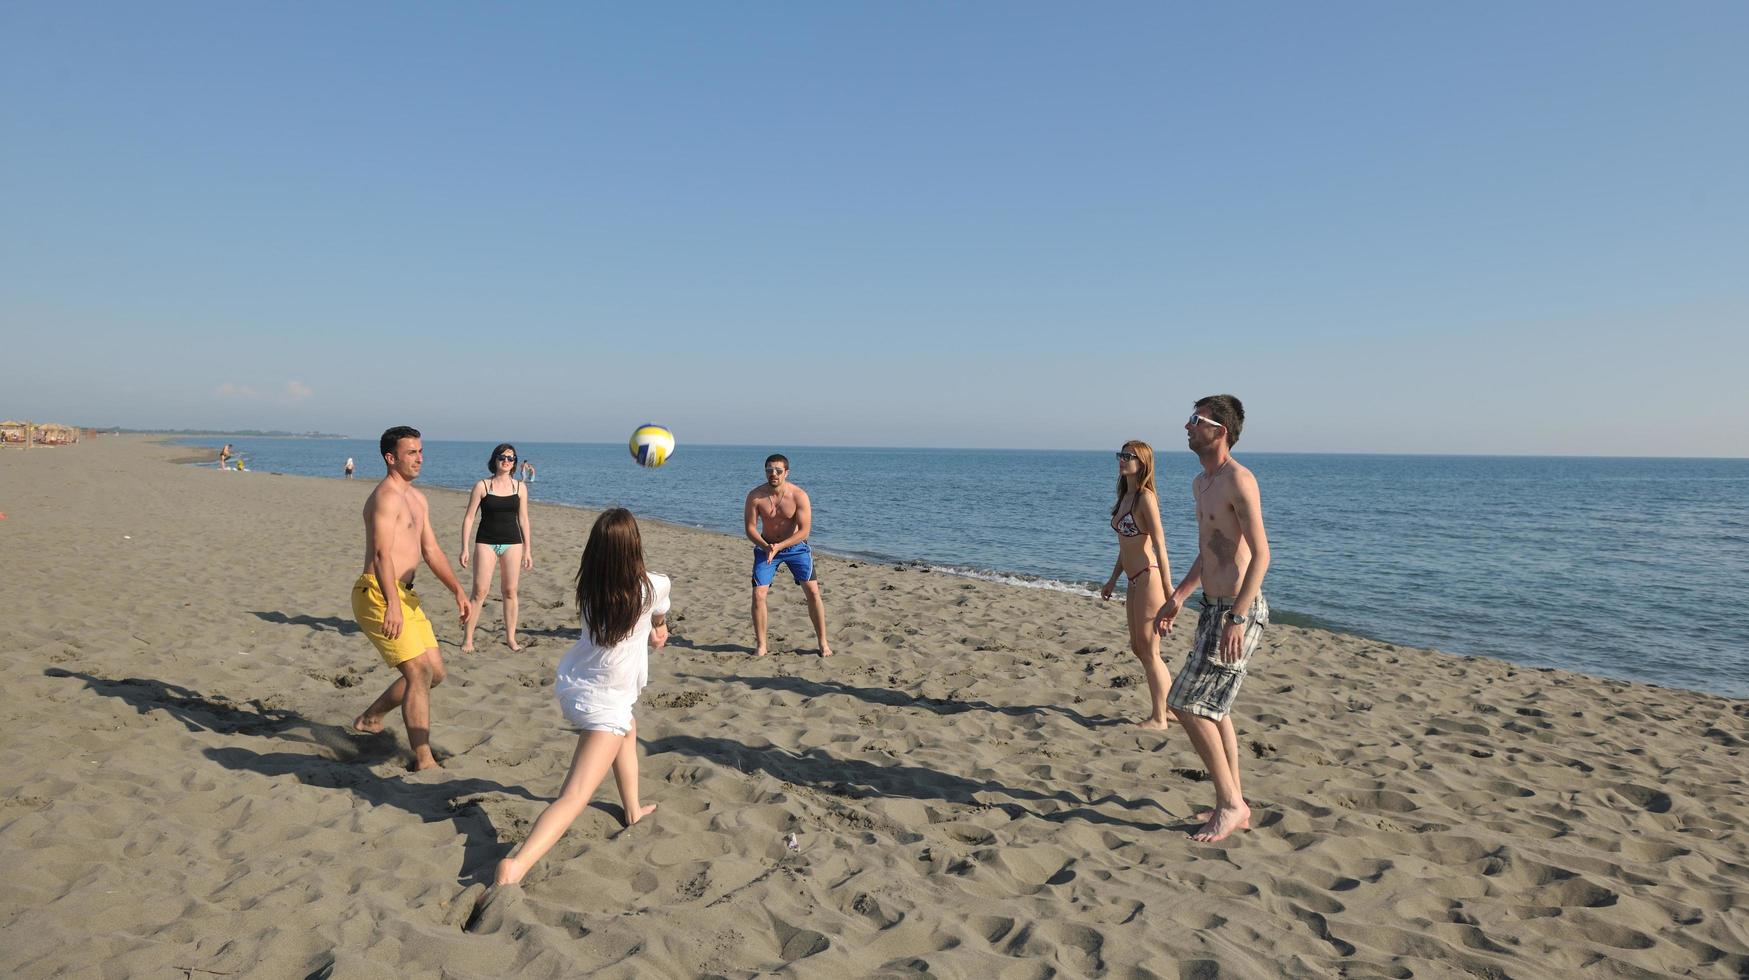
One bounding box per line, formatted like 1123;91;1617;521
36;423;78;445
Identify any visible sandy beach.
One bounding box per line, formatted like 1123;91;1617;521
1;436;1744;978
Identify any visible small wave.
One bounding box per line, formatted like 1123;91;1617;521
915;564;1101;597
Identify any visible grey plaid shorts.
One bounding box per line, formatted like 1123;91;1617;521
1165;593;1268;720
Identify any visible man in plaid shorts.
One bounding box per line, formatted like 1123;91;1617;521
1156;394;1272;843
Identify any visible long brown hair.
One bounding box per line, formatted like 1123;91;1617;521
1112;440;1157;517
575;508;651;647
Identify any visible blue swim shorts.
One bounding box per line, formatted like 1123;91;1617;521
752;542;816;588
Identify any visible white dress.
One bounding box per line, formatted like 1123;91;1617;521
554;573;671;734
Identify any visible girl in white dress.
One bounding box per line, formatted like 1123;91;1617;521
495;508;669;886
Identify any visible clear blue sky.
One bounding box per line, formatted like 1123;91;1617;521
4;3;1744;455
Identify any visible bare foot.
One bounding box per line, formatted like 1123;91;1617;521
352;713;384;734
1192;802;1250;825
624;803;657;827
507;637;522;652
754;646;769;658
819;643;834;658
494;856;525;887
1190;803;1251;842
410;754;442;772
460;643;475;654
1136;717;1171;732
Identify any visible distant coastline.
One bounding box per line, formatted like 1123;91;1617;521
109;427;349;439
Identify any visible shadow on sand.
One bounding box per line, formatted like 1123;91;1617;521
512;623;583;641
668;637;757;655
45;668;543;883
249;610;360;636
646;733;1172;831
678;671;1126;730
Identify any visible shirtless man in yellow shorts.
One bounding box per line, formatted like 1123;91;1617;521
350;425;473;770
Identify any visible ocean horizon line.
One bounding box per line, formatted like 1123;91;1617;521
150;434;1749;463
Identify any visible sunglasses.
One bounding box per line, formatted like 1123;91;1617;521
765;467;786;475
1115;451;1139;462
496;454;517;462
1188;414;1225;429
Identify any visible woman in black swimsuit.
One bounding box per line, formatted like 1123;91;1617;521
460;442;535;651
1100;440;1174;730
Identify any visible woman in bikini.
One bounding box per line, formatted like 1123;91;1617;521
460;442;534;651
1100;440;1174;730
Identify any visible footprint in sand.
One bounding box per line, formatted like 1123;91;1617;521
768;914;831;962
443;883;489;928
462;884;527;935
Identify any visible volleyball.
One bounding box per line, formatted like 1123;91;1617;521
629;424;675;468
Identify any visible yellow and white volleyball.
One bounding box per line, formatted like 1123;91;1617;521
629;424;675;468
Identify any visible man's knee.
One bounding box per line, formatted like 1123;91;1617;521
751;587;769;606
408;652;445;687
402;657;432;687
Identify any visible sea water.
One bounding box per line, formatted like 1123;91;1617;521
182;438;1749;698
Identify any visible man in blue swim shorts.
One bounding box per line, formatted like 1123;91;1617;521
743;453;832;657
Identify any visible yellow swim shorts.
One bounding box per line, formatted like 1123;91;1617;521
351;573;439;667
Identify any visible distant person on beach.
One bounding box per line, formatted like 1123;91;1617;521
219;444;232;471
459;442;534;652
1100;440;1174;730
1156;395;1271;842
744;453;831;657
349;425;474;771
520;458;535;484
344;456;354;478
495;508;667;886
